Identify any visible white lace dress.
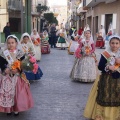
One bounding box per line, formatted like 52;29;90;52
70;41;97;82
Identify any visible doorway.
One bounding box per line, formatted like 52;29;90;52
105;14;113;33
87;16;92;29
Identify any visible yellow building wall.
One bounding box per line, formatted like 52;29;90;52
0;0;9;32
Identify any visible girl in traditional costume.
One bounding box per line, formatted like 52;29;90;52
70;30;97;82
68;30;79;55
0;35;34;115
96;25;106;48
41;30;50;54
31;29;41;61
84;35;120;120
56;28;68;50
20;33;43;81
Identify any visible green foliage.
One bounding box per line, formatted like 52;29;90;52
36;4;49;13
44;13;58;25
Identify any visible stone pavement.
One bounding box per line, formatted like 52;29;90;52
0;48;104;120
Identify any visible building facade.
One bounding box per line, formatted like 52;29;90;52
77;0;120;39
67;0;81;29
0;0;32;42
50;5;67;29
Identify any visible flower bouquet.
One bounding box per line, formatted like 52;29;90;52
85;46;90;54
11;60;21;70
107;56;120;72
60;33;64;37
74;36;79;41
36;38;41;43
21;55;39;74
33;40;39;46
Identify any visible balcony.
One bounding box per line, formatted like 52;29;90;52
8;0;21;11
77;2;87;14
86;0;116;7
83;0;89;10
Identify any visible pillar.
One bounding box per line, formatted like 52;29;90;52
25;0;31;34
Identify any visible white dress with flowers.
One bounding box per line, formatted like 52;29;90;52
70;40;97;82
31;35;41;61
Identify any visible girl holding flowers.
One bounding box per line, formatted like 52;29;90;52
0;35;33;116
41;30;50;54
20;33;43;81
84;35;120;120
31;29;41;61
70;30;97;82
56;28;68;50
68;30;79;55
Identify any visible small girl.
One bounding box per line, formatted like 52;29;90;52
20;33;43;81
84;35;120;120
0;35;33;115
41;31;50;54
68;30;79;55
70;30;97;82
31;29;41;61
56;28;68;50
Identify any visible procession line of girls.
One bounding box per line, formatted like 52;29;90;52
0;29;50;115
96;23;114;49
69;27;120;119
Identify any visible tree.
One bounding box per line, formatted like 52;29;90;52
36;4;49;14
44;13;58;25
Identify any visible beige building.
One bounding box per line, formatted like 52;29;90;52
32;0;48;32
0;0;8;32
77;0;120;38
67;0;81;29
50;5;67;29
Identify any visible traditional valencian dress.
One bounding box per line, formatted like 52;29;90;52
96;27;106;48
70;38;97;82
84;36;120;120
31;30;41;61
68;31;79;55
0;35;33;113
56;29;68;49
20;33;43;81
41;31;50;54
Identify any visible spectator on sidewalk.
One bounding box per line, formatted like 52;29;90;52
50;24;56;48
3;22;11;40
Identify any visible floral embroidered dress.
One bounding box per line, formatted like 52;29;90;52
56;29;68;48
41;31;50;54
20;33;43;81
68;35;79;55
31;30;41;61
0;35;34;113
84;49;120;120
70;38;97;82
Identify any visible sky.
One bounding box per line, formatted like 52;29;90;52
48;0;67;6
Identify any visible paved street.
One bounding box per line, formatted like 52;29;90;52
0;48;103;120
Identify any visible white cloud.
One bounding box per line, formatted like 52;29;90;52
48;0;67;6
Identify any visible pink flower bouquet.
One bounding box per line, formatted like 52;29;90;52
21;55;39;74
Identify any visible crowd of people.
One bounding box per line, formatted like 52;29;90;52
1;21;120;120
67;23;120;120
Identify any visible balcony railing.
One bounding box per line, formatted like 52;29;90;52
8;0;21;11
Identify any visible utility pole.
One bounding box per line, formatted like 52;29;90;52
21;0;23;34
